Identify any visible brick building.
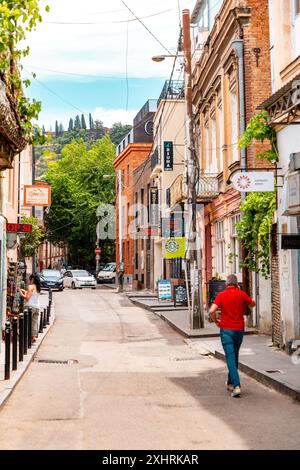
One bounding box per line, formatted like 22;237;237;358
114;100;156;285
191;0;273;328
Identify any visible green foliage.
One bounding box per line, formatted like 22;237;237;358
44;135;116;266
20;215;44;258
239;111;278;162
0;1;49;141
110;122;132;145
236;192;276;279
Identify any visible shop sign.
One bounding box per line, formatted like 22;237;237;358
174;285;188;307
6;223;32;233
232;172;274;192
164;237;185;259
158;280;172;301
164;141;173;171
24;184;51;207
149;187;159;226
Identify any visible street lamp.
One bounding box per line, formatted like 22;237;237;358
152;54;183;62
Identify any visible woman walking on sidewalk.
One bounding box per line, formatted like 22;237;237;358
209;274;256;398
20;274;41;344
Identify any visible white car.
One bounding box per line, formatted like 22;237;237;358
63;270;97;289
97;263;116;283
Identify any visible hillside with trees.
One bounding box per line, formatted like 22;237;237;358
35;116;132;178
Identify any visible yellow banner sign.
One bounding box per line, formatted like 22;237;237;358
164;237;185;259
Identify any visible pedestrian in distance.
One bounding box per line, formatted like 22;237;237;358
209;274;256;398
20;273;41;344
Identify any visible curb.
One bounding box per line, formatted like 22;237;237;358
214;350;300;402
0;306;56;410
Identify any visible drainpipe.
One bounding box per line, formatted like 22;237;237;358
232;38;252;318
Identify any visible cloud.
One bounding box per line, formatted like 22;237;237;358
92;107;138;127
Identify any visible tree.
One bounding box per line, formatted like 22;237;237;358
81;114;87;130
20;216;44;258
74;115;81;130
59;123;64;135
93;120;105;140
42;125;46;135
89;113;94;130
44;135;116;266
55;120;59;137
110;122;132;145
68;118;74;131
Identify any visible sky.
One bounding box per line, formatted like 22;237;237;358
22;0;196;130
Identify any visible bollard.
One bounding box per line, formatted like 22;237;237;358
39;309;43;334
23;310;28;355
46;305;50;325
43;308;47;328
28;308;32;349
49;288;52;304
4;321;11;380
19;313;24;362
12;317;18;371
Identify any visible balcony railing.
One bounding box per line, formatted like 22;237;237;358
158;80;184;107
168;173;220;207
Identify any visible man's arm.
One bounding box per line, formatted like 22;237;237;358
209;303;220;327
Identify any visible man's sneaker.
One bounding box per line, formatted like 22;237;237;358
231;386;241;398
225;381;234;392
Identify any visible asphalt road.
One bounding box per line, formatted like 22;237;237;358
0;287;299;450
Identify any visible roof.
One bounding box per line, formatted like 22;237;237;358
258;73;300;110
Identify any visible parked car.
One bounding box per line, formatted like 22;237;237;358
97;262;116;284
63;270;97;289
40;269;64;291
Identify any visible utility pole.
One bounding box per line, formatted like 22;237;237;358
118;169;124;292
32;144;36;273
182;9;204;329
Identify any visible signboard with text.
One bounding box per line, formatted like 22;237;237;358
6;223;32;234
149;187;159;226
24;184;51;207
164;237;185;259
231;172;274;192
164;141;173;171
158;280;172;301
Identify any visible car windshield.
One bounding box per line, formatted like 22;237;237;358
72;270;90;277
103;264;115;272
42;270;61;278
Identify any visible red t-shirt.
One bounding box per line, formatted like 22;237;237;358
214;286;253;331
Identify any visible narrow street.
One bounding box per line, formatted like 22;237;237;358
0;288;299;450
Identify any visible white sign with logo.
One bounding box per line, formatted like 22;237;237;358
231;172;274;192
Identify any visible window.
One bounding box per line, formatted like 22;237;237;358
215;221;226;276
218;106;223;172
230;215;242;275
204;123;209;171
293;0;300;58
295;0;300;15
211;115;217;173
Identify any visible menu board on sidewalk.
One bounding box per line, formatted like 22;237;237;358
174;285;188;307
158;280;172;301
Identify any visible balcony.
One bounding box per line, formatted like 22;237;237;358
157;80;184;107
169;173;219;208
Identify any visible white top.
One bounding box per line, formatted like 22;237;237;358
26;289;40;309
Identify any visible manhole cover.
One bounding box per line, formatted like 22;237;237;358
36;359;78;365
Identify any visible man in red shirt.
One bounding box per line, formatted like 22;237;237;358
209;274;255;397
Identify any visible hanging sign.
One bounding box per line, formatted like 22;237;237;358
24;184;51;206
149;187;159;226
6;223;32;234
165;237;185;259
158;280;172;301
231;172;274;192
164;141;173;171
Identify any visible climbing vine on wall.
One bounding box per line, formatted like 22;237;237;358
0;1;49;142
237;111;277;278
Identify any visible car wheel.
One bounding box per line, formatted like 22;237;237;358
72;282;76;290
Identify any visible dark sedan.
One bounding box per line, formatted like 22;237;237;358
40;269;64;291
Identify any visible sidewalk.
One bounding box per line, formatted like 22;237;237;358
128;291;300;401
0;292;55;408
128;293;257;338
187;335;300;401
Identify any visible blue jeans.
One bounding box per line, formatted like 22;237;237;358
220;329;244;388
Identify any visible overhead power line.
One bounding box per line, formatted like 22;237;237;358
120;0;172;55
45;8;174;25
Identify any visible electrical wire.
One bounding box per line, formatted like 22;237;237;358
120;0;172;55
45;8;174;25
25;65;168;81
